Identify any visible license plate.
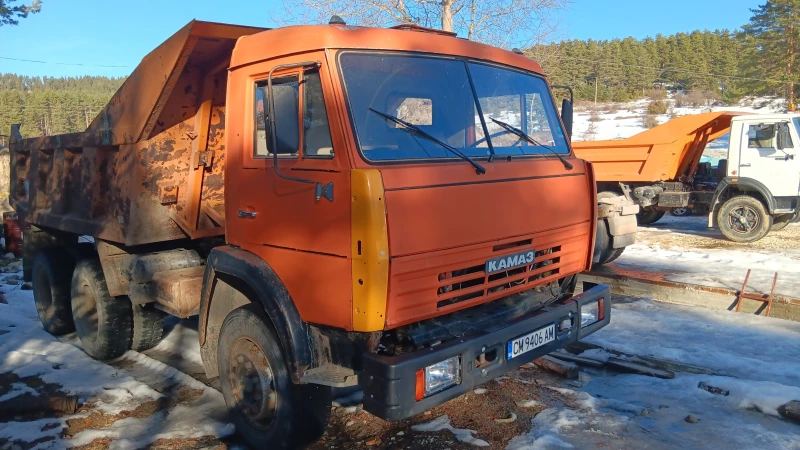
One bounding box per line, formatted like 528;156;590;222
507;324;555;360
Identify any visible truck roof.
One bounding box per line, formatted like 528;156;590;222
12;20;544;153
231;24;543;75
731;112;800;123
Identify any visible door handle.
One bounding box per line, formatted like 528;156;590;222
740;163;751;167
237;210;257;219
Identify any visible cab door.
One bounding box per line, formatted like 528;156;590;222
226;53;353;329
738;121;800;197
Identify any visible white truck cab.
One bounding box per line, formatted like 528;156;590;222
710;113;800;241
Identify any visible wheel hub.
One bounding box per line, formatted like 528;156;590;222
728;205;759;234
229;338;277;429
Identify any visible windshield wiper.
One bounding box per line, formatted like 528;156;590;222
369;108;486;175
489;117;573;170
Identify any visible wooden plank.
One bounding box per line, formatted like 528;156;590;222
550;350;607;368
606;357;675;379
534;355;579;379
778;400;800;424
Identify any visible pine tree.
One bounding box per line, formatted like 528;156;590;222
742;0;800;103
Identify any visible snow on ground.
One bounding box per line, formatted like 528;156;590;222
509;299;800;450
0;269;233;449
573;95;786;144
614;215;800;296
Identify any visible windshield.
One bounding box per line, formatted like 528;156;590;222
339;52;569;162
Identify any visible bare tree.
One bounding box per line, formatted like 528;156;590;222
276;0;570;49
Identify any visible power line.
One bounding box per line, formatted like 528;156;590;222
0;56;128;68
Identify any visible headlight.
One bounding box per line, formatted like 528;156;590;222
581;298;605;327
415;356;461;401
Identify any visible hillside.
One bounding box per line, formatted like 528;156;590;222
0;74;125;143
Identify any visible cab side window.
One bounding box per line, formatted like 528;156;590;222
254;77;300;158
747;124;775;149
303;71;334;158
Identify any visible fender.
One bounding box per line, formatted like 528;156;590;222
199;245;315;383
708;177;776;227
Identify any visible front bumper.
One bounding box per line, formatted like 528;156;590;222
361;282;611;421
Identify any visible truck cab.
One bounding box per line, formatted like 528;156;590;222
10;20;613;449
709;113;800;240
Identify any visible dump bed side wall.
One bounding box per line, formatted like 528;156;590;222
572;112;740;183
9;21;258;246
10;73;228;245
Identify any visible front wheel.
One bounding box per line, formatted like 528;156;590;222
717;195;772;243
218;305;331;449
636;208;665;225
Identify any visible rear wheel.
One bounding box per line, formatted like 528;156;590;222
219;305;331;449
71;259;132;360
131;304;166;352
772;214;793;231
636;208;665;225
32;249;76;335
717;195;772;243
671;207;691;217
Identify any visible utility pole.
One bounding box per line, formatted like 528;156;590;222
84;106;90;129
594;75;599;105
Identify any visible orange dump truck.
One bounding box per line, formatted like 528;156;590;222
10;20;616;448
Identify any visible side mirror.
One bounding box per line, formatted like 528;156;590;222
551;85;574;140
776;122;789;151
560;98;573;139
268;83;300;154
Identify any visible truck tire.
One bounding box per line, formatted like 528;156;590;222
32;249;76;336
71;259;133;360
599;247;625;265
772;214;793;231
717;196;772;243
636;208;665;225
671;207;691;217
131;304;166;352
218;305;331;450
592;218;624;267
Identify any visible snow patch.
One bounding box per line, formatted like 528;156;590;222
412;414;489;447
0;381;39;401
69;388;234;450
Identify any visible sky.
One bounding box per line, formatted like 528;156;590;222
0;0;763;78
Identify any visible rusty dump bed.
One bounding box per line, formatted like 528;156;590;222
9;21;265;246
572;112;741;183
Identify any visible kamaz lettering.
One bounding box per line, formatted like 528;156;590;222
485;250;535;274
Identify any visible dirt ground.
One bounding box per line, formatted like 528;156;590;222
0;362;576;450
634;214;800;251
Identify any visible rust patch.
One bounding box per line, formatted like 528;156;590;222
161;185;179;204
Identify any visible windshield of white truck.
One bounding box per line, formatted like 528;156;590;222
338;52;569;162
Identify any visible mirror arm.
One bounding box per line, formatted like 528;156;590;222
267;61;333;202
552;85;574;104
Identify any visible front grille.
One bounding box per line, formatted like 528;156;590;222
436;245;562;308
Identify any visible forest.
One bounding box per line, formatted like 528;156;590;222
0;74;125;143
529;30;752;104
